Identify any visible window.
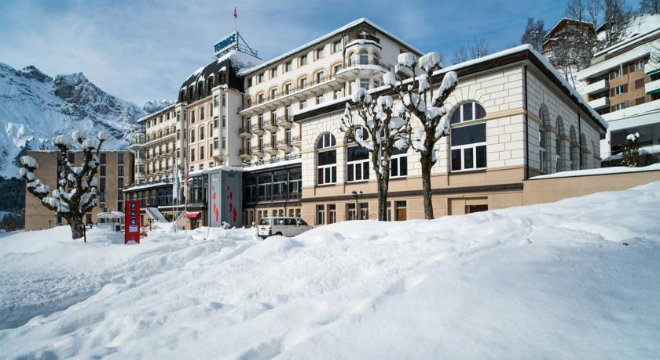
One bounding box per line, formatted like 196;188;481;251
317;133;337;185
271;68;277;78
213;138;219;150
328;204;336;224
359;202;368;220
118;177;124;189
614;102;627;111
395;201;407;221
316;71;324;83
316;205;325;225
258;93;264;104
333;40;342;53
635;78;645;89
300;55;307;66
200;146;205;160
449;102;487;172
271;88;277;99
190;148;195;162
118;165;124;177
613;65;623;78
100;178;106;190
300;99;307;109
346;203;356;220
316;48;324;59
100;153;106;164
450;101;487;124
190;110;195;123
613;85;626;96
200;107;205;120
316;94;323;104
222;115;226;127
118;153;124;163
360;78;369;90
285;61;292;72
284;83;292;95
360;50;369;65
390;148;408;178
190;129;195;142
200;126;205;140
634;59;644;71
100;165;106;176
222;136;226;148
347;127;370;182
258;73;264;83
214;117;218;128
299;77;307;89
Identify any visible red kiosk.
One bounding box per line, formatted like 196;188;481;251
124;200;141;244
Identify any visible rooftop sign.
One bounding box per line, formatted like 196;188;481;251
214;32;238;56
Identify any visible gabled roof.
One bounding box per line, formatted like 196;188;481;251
543;17;594;42
238;18;423;76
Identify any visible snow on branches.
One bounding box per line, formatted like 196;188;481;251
20;130;108;239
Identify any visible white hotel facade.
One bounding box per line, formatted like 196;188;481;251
125;18;606;228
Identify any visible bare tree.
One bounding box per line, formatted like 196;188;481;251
20;131;108;239
341;87;409;221
452;47;469;64
639;0;660;14
469;38;490;59
603;0;633;45
587;0;604;26
566;0;587;21
521;17;547;52
384;52;459;219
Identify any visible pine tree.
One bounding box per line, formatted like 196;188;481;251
20;131;108;239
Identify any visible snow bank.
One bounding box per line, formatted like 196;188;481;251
0;183;658;359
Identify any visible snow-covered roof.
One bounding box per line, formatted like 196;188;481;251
123;182;170;192
543;17;594;42
238;18;422;76
530;163;660;179
187;158;302;178
96;211;124;219
137;103;176;124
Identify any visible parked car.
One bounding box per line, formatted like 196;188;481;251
258;217;312;238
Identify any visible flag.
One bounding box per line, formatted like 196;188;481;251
172;164;179;201
233;7;237;19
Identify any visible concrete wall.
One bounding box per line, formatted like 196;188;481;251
522;169;660;205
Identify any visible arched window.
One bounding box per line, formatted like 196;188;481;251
569;126;578;170
450;101;487;171
580;134;588;168
556;117;565;171
347;127;369;182
317;133;337;185
539;105;551;173
299;77;308;89
360;50;369;65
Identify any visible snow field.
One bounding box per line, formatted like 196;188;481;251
0;182;659;359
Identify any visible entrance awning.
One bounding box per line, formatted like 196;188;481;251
185;212;201;219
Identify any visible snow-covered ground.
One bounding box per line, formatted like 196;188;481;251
1;183;659;359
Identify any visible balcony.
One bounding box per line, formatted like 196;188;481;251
292;136;302;148
278;116;293;129
251;146;264;157
264;143;279;155
277;140;292;152
588;96;609;110
583;79;608;95
239;126;252;138
335;58;393;83
250;122;264;135
213;147;226;160
262;119;278;132
239;149;252;160
645;61;660;76
645;79;660;95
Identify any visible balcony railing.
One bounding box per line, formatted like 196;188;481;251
583;79;608;95
244;74;341;110
588;96;609;110
645;79;660;95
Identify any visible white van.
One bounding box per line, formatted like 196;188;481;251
257;217;312;238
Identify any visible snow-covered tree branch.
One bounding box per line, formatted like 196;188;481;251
20;131;108;239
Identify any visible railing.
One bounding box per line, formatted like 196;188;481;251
244;74;341;109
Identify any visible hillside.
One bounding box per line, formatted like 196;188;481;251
0;62;146;179
0;182;658;359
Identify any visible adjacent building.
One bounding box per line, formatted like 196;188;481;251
24;150;134;230
575;15;660;163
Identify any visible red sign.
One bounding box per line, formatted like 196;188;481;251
124;200;141;244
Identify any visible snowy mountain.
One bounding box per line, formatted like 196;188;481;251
0;62;146;178
0;182;658;358
142;99;174;114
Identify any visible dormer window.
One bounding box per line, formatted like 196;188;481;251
271;68;277;77
316;48;324;59
285;61;292;72
333;40;342;53
300;55;308;66
258;73;265;83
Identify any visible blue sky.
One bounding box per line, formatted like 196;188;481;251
0;0;640;106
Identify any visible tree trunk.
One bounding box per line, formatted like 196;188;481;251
69;218;84;240
420;154;434;220
377;176;389;221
